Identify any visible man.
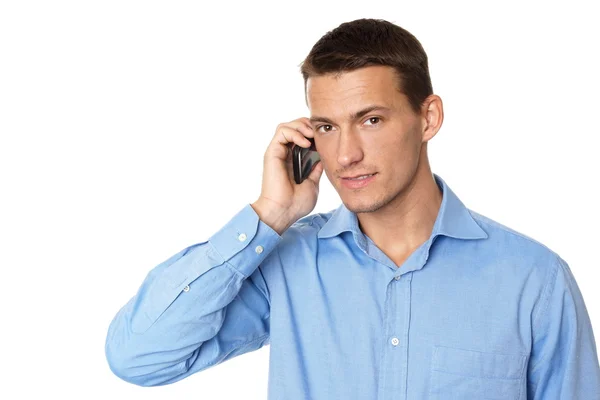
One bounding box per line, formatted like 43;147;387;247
105;18;600;399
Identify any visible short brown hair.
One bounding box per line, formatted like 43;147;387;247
300;18;433;115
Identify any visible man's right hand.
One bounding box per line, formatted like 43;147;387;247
251;117;324;235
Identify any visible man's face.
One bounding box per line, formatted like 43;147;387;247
306;65;426;214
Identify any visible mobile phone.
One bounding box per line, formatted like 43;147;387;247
292;137;321;184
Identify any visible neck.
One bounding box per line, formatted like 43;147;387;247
356;153;442;261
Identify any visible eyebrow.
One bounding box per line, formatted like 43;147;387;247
309;105;391;125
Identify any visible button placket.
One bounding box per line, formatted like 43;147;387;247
379;272;411;398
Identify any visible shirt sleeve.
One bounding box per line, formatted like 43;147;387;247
105;204;282;387
527;255;600;399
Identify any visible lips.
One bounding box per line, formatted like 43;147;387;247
342;173;377;180
340;173;377;189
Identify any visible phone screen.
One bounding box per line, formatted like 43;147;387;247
293;138;321;184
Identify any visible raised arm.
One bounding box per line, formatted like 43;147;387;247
105;116;324;386
105;204;280;386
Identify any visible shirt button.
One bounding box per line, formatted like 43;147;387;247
255;245;264;254
238;233;247;241
391;337;399;346
183;285;190;292
394;275;401;281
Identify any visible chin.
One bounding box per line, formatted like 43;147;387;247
342;193;389;214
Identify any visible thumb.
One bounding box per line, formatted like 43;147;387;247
306;161;324;187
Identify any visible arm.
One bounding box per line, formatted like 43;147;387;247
527;256;600;399
105;204;283;387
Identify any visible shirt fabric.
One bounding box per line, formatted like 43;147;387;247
105;173;600;399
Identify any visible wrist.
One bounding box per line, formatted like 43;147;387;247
250;199;294;236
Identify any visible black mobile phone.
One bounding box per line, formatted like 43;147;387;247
292;138;321;184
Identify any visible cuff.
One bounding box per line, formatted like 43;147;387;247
209;204;282;277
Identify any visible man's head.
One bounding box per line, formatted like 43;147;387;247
300;18;443;214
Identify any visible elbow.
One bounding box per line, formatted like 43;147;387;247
104;307;164;386
105;328;170;387
104;305;204;387
105;340;156;387
105;332;194;387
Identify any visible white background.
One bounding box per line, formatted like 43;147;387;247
1;0;598;398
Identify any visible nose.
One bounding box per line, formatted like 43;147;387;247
336;130;364;168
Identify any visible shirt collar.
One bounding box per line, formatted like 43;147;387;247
317;173;488;241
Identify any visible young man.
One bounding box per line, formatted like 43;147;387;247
106;18;600;399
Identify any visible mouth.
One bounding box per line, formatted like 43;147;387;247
341;173;377;180
340;173;377;189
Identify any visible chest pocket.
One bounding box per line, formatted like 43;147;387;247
429;345;528;400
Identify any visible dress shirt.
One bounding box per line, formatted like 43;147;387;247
105;173;600;399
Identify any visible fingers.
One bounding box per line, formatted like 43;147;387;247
275;126;310;148
274;118;314;148
265;117;315;164
290;118;315;138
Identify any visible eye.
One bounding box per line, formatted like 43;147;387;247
316;124;333;133
365;117;381;126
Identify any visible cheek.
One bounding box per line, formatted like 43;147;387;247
371;134;419;174
319;157;334;179
388;126;421;157
320;157;343;187
315;147;335;169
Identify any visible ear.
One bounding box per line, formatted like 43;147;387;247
421;94;444;143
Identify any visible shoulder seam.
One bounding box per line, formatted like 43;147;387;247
531;255;561;344
468;210;558;257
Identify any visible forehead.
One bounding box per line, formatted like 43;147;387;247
306;65;403;115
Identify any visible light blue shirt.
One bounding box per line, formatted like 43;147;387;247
105;173;600;399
